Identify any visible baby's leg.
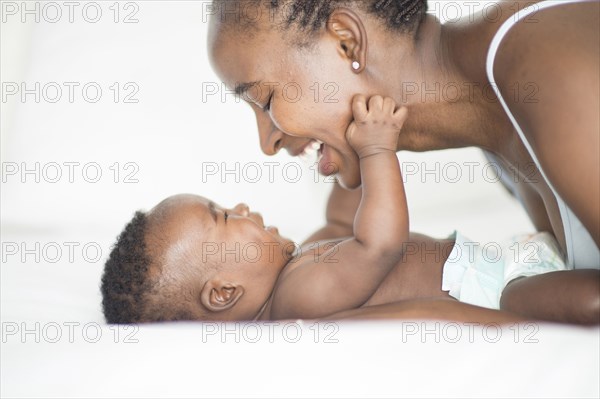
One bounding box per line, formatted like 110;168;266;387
500;270;600;325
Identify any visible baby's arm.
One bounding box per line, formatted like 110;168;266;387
271;95;409;319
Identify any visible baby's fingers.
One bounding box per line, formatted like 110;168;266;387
345;120;358;141
351;94;369;121
393;106;409;121
391;106;409;130
383;97;396;114
368;95;384;112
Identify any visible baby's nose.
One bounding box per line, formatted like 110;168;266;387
233;203;250;216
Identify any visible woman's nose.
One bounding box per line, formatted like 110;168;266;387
255;113;283;156
233;203;249;217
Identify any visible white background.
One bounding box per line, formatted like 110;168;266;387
1;0;530;246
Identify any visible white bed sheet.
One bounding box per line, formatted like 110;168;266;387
2;225;599;398
2;319;599;398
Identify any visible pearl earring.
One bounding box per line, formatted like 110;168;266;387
352;61;360;70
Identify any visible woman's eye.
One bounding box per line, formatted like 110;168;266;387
262;93;273;112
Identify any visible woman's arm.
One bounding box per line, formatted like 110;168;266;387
302;182;362;244
500;270;600;325
328;297;527;324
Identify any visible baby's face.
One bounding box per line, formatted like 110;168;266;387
149;194;294;320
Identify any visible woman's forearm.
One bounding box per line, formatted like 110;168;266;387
328;298;528;324
500;270;600;325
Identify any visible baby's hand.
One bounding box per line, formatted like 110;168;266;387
345;95;408;159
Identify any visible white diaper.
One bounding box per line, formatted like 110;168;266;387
441;231;570;309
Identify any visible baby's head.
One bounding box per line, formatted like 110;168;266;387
101;194;294;323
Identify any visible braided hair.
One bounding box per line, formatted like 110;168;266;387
214;0;428;38
270;0;428;34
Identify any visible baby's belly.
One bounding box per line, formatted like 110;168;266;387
363;233;455;307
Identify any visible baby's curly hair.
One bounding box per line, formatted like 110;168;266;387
101;211;155;323
101;212;197;323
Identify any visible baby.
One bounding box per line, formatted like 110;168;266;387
101;96;575;323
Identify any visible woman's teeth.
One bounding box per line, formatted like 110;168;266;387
299;140;324;165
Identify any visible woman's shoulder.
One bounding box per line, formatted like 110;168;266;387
493;1;599;89
490;0;600;246
455;1;597;90
491;0;599;142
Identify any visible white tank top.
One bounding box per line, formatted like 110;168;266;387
486;0;600;269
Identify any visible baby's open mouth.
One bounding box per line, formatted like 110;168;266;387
253;213;277;233
265;226;279;235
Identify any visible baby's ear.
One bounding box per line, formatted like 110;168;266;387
200;279;244;313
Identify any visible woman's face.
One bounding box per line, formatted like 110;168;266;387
208;20;375;189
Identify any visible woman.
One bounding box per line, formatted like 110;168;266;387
207;0;599;321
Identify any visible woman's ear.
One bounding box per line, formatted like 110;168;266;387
327;8;367;73
200;280;245;313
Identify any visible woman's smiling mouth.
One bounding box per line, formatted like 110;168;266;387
298;139;324;164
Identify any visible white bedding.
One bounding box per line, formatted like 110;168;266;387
2;318;599;398
2;229;599;398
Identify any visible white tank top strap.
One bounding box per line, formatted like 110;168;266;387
486;0;600;269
